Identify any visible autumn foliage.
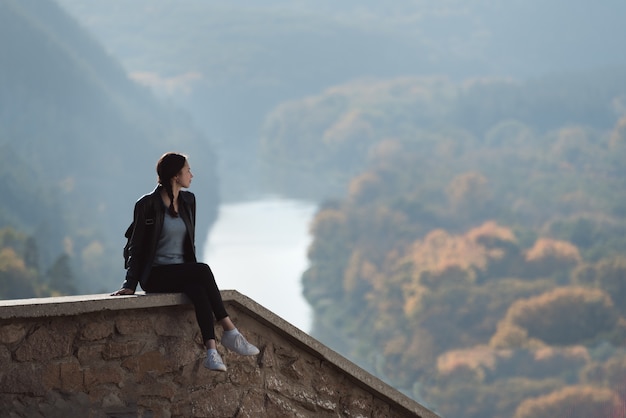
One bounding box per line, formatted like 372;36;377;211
286;77;626;417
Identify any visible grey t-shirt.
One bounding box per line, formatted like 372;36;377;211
153;212;187;265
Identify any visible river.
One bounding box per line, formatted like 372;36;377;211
202;198;317;333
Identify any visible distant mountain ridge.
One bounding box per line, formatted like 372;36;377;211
0;0;218;293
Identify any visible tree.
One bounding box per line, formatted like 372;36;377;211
525;238;582;279
491;287;618;347
514;386;624;418
23;236;39;271
446;171;491;221
594;256;626;317
0;247;39;299
46;253;76;296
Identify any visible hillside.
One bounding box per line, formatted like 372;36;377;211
0;0;218;295
268;76;626;416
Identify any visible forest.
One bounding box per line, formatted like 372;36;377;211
259;74;626;416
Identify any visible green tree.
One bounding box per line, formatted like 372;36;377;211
23;236;39;271
446;171;491;221
0;247;39;299
46;253;76;296
594;256;626;317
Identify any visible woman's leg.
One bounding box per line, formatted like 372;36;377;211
146;263;258;356
191;263;229;324
146;264;221;345
182;263;259;356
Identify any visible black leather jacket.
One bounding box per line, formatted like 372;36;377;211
122;186;197;291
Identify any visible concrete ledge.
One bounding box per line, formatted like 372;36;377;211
0;292;191;319
0;290;439;418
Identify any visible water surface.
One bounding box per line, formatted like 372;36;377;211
203;198;316;332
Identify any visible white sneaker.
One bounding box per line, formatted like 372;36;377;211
204;349;227;372
221;330;260;356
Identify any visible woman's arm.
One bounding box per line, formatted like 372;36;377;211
110;287;135;296
117;197;153;292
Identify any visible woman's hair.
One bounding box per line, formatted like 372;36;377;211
156;152;187;217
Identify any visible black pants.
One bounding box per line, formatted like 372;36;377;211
143;263;228;343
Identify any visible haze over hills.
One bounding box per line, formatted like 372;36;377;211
0;0;218;293
55;0;626;200
3;0;626;415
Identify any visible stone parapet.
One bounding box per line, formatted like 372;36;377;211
0;291;439;417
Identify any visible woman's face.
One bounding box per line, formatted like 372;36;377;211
175;161;193;188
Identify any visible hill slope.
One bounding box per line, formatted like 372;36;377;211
0;0;218;293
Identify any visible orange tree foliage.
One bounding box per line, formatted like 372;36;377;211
438;345;589;383
524;238;582;279
347;171;383;205
428;377;564;418
513;385;624;418
304;195;625;418
491;287;619;347
0;227;45;299
293;77;626;418
0;247;39;299
384;224;564;378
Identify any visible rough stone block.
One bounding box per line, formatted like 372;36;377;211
121;350;172;380
171;360;201;388
312;366;341;399
115;314;154;336
340;391;381;417
87;384;124;406
100;391;125;410
14;322;75;362
153;307;196;338
265;391;309;418
236;388;266;418
279;356;308;382
224;358;262;387
77;344;105;365
42;362;61;390
0;363;46;396
84;363;125;387
136;398;171;418
0;345;11;365
39;391;91;418
59;358;84;392
160;336;201;369
188;385;241;418
80;320;113;341
0;323;27;345
258;343;275;369
135;375;178;401
103;340;144;360
267;374;323;413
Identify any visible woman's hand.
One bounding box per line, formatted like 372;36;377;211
110;288;135;296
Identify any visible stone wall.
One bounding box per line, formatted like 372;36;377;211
0;291;438;418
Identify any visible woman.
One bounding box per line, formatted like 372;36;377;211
111;152;258;371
